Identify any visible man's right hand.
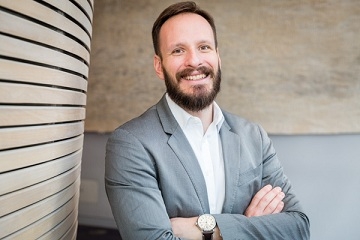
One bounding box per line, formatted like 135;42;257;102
244;185;285;217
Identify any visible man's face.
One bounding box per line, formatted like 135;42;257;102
154;13;221;112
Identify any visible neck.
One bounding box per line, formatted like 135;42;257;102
186;103;214;133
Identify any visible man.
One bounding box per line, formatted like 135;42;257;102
105;1;310;239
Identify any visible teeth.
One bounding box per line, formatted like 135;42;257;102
185;74;206;80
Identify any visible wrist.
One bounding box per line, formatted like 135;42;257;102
213;226;222;240
196;214;217;240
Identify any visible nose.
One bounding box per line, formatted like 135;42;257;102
184;49;202;68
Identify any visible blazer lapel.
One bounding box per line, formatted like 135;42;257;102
156;95;210;213
220;121;241;213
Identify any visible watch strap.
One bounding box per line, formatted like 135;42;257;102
202;230;214;240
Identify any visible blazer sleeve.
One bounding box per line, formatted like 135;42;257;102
105;128;181;240
105;116;310;239
215;124;310;240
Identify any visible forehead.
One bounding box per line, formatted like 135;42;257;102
159;13;215;47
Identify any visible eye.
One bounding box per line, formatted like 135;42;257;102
199;45;211;52
171;48;184;55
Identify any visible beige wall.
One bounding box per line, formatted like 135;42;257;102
86;0;360;134
0;1;94;238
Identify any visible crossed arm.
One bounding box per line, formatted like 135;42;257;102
171;185;285;240
105;124;310;239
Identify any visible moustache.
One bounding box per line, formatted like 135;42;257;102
176;66;214;81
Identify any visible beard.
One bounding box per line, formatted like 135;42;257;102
163;65;221;112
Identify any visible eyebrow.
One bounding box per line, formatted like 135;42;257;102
168;40;214;49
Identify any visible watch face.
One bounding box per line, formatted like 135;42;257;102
197;214;216;231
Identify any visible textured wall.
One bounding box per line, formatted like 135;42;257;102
86;0;360;134
0;0;94;238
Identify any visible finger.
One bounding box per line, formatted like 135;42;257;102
273;201;285;214
263;191;285;215
245;185;273;217
256;186;282;211
249;184;273;207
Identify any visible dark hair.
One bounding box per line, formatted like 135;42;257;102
152;1;218;58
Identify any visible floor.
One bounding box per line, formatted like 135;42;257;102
77;225;120;240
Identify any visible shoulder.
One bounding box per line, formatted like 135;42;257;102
110;105;160;137
221;109;270;143
222;110;261;132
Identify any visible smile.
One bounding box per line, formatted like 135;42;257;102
184;74;207;81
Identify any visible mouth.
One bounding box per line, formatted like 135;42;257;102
178;66;213;82
184;73;207;81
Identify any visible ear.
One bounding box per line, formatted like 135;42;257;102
217;48;222;69
153;55;164;80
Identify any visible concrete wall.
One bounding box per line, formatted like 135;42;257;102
79;132;360;240
86;0;360;134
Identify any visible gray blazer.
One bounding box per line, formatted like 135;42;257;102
105;95;310;240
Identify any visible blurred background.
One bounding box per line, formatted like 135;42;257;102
79;1;360;239
4;1;357;239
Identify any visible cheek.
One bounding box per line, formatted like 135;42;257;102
209;55;220;68
163;60;184;75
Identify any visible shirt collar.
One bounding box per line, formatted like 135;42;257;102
165;93;224;132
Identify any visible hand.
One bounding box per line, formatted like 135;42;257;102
170;217;223;240
244;184;285;217
170;217;200;239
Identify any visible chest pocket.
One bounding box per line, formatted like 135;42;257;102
229;163;263;214
237;163;262;186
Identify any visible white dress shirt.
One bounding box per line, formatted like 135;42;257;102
166;94;225;214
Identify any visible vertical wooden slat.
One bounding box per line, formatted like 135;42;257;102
0;0;94;239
